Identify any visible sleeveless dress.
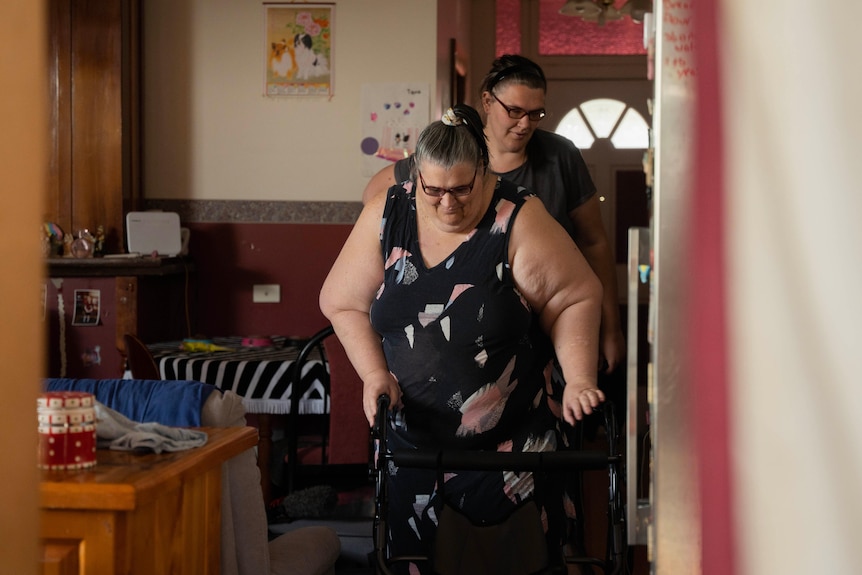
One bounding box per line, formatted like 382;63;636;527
370;177;567;573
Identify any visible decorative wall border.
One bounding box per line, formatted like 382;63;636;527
144;199;362;224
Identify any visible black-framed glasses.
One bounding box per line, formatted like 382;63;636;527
490;92;546;122
418;168;478;198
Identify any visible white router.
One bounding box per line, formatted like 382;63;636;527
125;211;182;257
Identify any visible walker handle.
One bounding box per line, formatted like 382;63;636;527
392;449;617;472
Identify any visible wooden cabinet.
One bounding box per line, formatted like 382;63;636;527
44;257;195;378
47;0;141;255
39;426;258;575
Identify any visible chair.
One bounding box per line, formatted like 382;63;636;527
44;377;341;575
123;333;161;379
283;325;371;494
285;326;334;493
283;326;370;493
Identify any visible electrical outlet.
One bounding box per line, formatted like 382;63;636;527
253;284;281;303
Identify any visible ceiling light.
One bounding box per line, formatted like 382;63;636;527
559;0;602;18
629;0;652;22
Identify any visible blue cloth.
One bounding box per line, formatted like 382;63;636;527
45;378;216;427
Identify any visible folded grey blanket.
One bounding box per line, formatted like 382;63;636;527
95;401;208;453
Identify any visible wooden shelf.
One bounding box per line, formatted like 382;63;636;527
46;256;193;278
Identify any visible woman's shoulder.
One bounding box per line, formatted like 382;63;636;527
527;130;587;176
505;190;561;241
378;179;416;220
491;179;548;231
496;176;532;202
393;156;415;184
530;129;576;149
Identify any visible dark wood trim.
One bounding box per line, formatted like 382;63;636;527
46;256;193;278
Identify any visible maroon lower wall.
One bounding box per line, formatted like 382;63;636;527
185;222;352;340
46;222;353;378
45;277;121;378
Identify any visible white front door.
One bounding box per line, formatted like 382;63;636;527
544;78;652;298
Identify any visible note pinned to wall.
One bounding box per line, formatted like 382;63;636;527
360;83;429;177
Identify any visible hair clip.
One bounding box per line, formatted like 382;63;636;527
441;108;462;126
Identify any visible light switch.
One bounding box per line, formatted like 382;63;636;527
253;284;281;303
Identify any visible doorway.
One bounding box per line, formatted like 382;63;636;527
545;78;652;300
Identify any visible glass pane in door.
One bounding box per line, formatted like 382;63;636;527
496;0;522;56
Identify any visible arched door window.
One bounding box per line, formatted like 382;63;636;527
555;98;649;149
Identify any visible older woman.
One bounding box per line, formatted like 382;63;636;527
363;55;624;375
321;104;602;573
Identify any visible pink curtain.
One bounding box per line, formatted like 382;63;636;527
690;1;734;574
692;1;862;573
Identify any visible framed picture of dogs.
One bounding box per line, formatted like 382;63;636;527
264;3;334;97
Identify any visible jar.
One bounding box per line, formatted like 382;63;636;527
37;391;97;470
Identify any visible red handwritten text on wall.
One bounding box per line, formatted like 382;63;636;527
663;0;696;80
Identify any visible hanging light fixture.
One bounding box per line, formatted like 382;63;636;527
560;0;640;26
559;0;602;18
628;0;652;23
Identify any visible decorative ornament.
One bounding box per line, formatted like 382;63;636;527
441;108;461;126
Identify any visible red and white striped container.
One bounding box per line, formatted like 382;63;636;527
37;391;97;470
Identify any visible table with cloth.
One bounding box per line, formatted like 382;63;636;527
148;335;329;500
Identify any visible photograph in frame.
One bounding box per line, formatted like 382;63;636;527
264;3;334;98
71;289;101;327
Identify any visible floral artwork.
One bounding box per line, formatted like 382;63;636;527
264;3;334;97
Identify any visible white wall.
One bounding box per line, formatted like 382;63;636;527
143;0;439;202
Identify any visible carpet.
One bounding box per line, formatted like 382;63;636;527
268;483;376;571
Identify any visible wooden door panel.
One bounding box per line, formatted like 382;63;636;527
46;0;139;255
71;0;124;251
47;0;73;234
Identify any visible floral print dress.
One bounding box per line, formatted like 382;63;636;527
370;177;568;573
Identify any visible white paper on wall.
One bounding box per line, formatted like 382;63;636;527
360;83;430;177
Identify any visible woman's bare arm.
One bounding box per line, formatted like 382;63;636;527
568;195;625;373
319;192;401;425
510;197;604;425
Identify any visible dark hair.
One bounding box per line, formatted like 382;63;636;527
479;54;547;96
413;104;489;175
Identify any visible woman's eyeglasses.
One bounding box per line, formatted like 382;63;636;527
418;168;478;198
491;92;545;122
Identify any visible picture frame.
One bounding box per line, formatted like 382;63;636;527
71;289;100;326
264;3;334;98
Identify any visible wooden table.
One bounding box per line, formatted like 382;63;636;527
39;426;258;575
